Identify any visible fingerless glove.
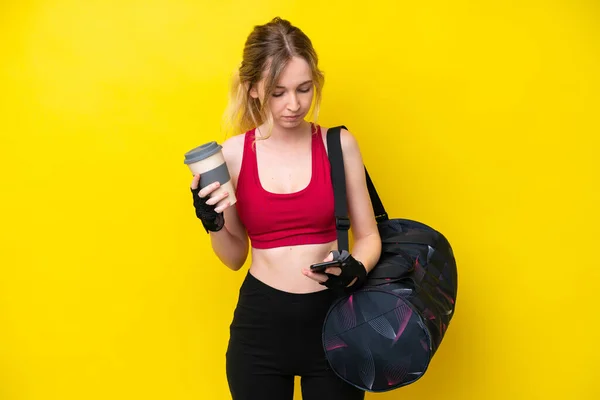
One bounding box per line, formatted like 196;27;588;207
191;186;224;233
320;250;367;293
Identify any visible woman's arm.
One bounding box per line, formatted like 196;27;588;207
339;128;381;272
208;204;249;271
193;135;249;271
301;127;381;288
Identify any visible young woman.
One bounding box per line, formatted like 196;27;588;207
190;17;381;400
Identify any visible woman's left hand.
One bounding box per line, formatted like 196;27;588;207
302;252;342;284
302;250;367;291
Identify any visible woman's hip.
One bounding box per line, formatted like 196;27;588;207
229;271;336;348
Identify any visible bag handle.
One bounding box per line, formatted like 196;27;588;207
326;126;389;252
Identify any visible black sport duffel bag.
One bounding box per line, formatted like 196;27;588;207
322;126;458;392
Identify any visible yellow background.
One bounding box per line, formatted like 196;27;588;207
1;1;599;399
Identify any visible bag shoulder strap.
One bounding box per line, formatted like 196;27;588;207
326;126;350;251
326;125;389;252
365;168;388;223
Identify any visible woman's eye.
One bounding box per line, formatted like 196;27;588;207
298;87;311;93
272;92;284;97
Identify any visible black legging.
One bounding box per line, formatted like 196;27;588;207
226;272;365;400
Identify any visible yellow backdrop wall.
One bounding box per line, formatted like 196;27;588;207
1;1;599;399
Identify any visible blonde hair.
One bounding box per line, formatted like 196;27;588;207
222;17;325;139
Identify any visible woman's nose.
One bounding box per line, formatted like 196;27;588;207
287;93;300;111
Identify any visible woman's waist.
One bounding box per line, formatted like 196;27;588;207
248;241;337;294
232;269;336;330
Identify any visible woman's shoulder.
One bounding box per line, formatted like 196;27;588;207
223;129;250;155
317;124;360;154
221;132;248;179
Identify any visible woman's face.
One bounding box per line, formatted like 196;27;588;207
250;56;314;129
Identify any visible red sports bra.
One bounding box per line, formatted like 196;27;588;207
235;124;337;249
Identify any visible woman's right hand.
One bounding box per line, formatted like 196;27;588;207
190;174;230;232
190;174;231;213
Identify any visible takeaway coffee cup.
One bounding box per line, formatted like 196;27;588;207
184;142;237;207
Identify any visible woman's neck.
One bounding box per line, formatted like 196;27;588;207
256;120;313;146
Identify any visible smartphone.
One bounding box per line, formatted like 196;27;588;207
309;260;342;273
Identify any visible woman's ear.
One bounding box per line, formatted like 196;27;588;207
249;83;259;99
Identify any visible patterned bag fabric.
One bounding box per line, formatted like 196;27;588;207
322;127;458;392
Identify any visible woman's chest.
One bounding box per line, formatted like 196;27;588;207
256;149;313;195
